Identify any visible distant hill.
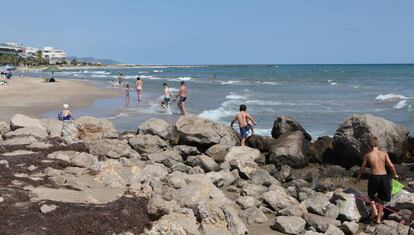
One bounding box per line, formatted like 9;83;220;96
67;56;120;65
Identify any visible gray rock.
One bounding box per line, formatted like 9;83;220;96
386;190;414;210
236;196;258;209
0;196;4;203
251;168;280;186
308;136;337;164
222;206;248;235
205;144;229;162
128;134;167;154
332;191;362;222
201;223;232;235
2;150;36;156
268;131;310;168
147;194;179;217
47;151;98;168
138;118;173;140
10;114;43;131
304;213;341;233
229;159;258;179
60;121;79;143
245;134;278;153
0;121;10;135
87;139;140;159
147;150;183;164
0;136;38;146
192;155;220;172
40;204;58;213
173;145;200;158
40;119;62;138
76;116;118;141
239;207;268;225
272;115;312;141
149;210;199;235
333;114;410;167
206;171;236;187
27;142;53;149
0;160;9;168
188;166;204;174
341;221;359;235
241;183;268;198
175;116;239;147
136;164;168;182
261;186;299;211
304;231;324;235
275;165;292;182
325;224;345;235
303;192;333;216
171;162;192;173
271;216;306;235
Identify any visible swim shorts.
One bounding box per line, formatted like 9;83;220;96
179;96;187;102
164;97;170;104
368;174;391;202
240;126;251;139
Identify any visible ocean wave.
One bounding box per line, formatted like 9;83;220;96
91;74;109;78
153;70;164;73
394;100;408;109
330;82;337;86
245;100;282;106
253;128;272;136
170;77;193;81
82;70;111;75
225;93;247;100
221;80;241;85
260;81;281;85
199;101;234;121
375;94;408;101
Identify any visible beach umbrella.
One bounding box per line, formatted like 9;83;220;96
43;65;62;79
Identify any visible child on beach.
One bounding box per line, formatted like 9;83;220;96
161;83;172;114
231;104;256;146
125;83;132;105
58;104;74;121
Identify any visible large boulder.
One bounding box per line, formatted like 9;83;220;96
0;121;10;136
268;131;310;168
175;116;239;148
333;114;410;167
261;185;299;212
386;190;414;210
205;144;230;162
4;126;48;141
308;136;338;164
303;213;341;233
271;216;306;235
47;151;98;168
128;134;167;154
40;119;62;138
245;135;278;153
86;139;140;159
271;115;312;141
149;210;200;235
10;114;43;131
76;116;118;141
191;155;220;172
138;118;174;140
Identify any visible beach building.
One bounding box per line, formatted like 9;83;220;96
0;42;23;57
42;47;66;64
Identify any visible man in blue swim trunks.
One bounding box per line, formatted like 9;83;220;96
161;83;172;114
231;104;256;146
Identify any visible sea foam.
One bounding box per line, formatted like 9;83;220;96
375;94;408;101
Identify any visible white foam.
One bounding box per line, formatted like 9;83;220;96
245;100;282;106
330;82;337;86
225;93;247;100
171;77;193;81
221;80;241;85
153;70;163;73
375;94;408;101
199;101;234;122
253;128;272;136
394;100;408;109
261;81;281;85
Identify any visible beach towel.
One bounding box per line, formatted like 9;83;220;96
391;179;405;196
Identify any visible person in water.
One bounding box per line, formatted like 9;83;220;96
161;83;172;113
125;83;131;105
135;77;143;102
230;104;256;146
59;104;74;121
173;81;188;115
356;136;399;224
117;73;124;85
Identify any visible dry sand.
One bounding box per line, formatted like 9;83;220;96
0;77;120;121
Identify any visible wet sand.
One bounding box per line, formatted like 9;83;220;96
0;77;120;121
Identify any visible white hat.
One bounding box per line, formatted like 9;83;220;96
63;104;69;109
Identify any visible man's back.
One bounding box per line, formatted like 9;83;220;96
237;111;248;128
366;149;388;175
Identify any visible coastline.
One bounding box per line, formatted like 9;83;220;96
0;76;120;121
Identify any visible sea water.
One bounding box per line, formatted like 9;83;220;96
33;64;414;137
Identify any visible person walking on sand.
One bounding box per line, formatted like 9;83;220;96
161;83;172;114
230;104;256;146
118;73;124;85
356;136;399;224
135;77;143;102
173;81;187;115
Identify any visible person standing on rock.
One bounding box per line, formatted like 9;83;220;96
356;136;399;224
230;104;256;146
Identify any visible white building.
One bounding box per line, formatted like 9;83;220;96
42;47;66;64
23;46;40;58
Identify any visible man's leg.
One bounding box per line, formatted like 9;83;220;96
241;137;246;146
182;101;186;115
376;203;383;224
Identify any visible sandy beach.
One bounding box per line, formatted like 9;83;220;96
0;77;120;121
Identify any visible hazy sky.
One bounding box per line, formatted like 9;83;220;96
2;0;414;64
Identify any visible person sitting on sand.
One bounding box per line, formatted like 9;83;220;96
58;104;74;121
230;104;256;146
356;136;399;224
135;77;143;102
161;83;172;113
173;81;187;115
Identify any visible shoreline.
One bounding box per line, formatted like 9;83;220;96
0;76;121;122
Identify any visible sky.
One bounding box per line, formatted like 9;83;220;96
2;0;414;64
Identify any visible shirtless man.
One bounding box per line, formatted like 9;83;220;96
118;73;124;85
356;136;399;224
161;83;172;113
230;104;256;146
135;77;143;102
174;81;187;115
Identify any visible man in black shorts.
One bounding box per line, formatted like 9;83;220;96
174;81;188;115
356;136;399;224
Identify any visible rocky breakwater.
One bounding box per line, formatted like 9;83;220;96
0;113;414;235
